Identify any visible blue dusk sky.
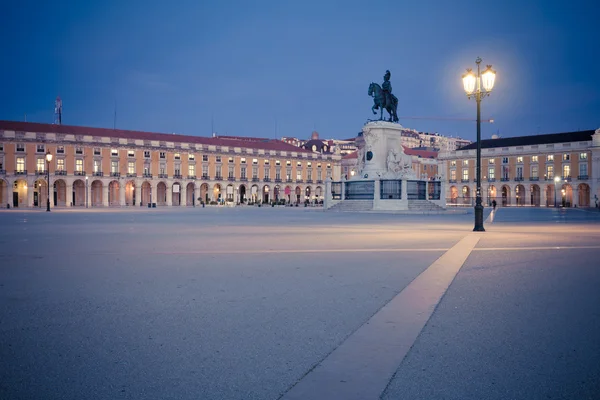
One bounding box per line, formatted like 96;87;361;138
1;0;599;141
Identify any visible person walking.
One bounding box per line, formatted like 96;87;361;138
492;199;497;211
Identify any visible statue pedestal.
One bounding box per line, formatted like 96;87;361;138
354;121;416;180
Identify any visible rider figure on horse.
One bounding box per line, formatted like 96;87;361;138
382;70;393;109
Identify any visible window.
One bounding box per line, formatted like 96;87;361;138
111;149;119;156
531;165;538;178
57;146;65;154
202;154;208;162
297;162;302;168
216;156;222;163
502;166;509;179
264;159;270;165
450;160;456;167
37;158;45;172
37;144;45;153
127;150;135;158
93;147;101;156
562;165;570;178
516;156;523;163
580;153;588;160
307;162;312;168
160;164;166;175
296;171;302;180
144;164;150;175
286;169;292;180
159;152;166;159
174;165;181;176
16;157;25;172
94;160;101;173
531;155;538;163
546;165;554;179
144;151;150;158
286;161;291;166
488;167;495;180
215;165;222;178
516;166;523;178
228;166;234;178
462;168;468;181
241;157;246;164
275;160;281;166
202;165;208;177
264;167;270;179
241;166;247;179
450;169;456;180
16;143;25;152
562;154;570;161
327;163;331;169
188;165;195;177
75;147;83;155
462;187;469;196
462;160;469;166
128;162;135;174
75;159;83;172
174;153;180;160
252;158;258;165
188;154;195;161
502;157;508;164
111;161;119;173
547;154;554;161
252;167;258;178
228;157;234;164
579;163;588;177
307;170;312;181
0;143;3;151
326;168;332;178
57;159;64;171
488;158;495;164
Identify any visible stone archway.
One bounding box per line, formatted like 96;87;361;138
12;179;28;207
515;184;525;206
305;186;312;201
141;181;152;206
157;182;167;206
530;184;540;207
561;184;573;207
186;182;195;206
239;184;247;203
315;186;323;200
295;186;301;204
34;178;48;208
462;186;470;205
172;182;181;206
487;185;497;206
125;181;136;206
501;185;510;206
109;180;120;206
91;180;103;207
200;183;209;204
226;184;234;203
213;183;222;203
73;179;85;207
54;179;67;206
0;179;8;207
284;185;292;203
251;185;259;203
450;186;458;204
545;185;555;207
262;185;270;203
274;185;280;202
578;183;590;207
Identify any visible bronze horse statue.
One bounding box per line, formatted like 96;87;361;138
368;82;399;122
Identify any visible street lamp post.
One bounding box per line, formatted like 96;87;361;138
85;176;89;208
462;57;496;232
45;151;53;212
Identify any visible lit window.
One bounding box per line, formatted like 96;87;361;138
37;158;45;172
94;160;101;173
229;157;234;164
562;165;570;178
463;160;469;166
531;165;538;178
563;154;570;161
111;161;118;173
264;159;270;165
241;157;246;164
188;154;195;161
307;162;312;167
111;149;119;156
546;165;554;179
174;153;181;160
75;159;83;172
450;170;456;180
286;160;291;166
75;147;83;155
531;155;538;163
16;157;25;172
252;158;258;165
275;160;281;166
547;154;554;161
450;160;456;167
297;162;302;168
128;150;135;157
128;162;135;174
93;147;101;155
56;159;64;171
188;165;195;176
580;153;588;160
462;169;468;181
488;158;495;164
516;156;523;163
488;167;495;179
36;144;45;153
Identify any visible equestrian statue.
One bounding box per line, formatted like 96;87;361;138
368;70;399;123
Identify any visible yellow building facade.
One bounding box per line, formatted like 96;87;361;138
0;121;341;208
439;129;600;207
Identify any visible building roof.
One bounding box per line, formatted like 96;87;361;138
301;139;332;154
403;146;438;159
0;120;313;153
342;151;358;159
458;130;596;150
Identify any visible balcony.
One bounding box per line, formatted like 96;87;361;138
296;179;303;183
449;179;457;183
530;176;539;181
240;177;248;181
201;174;209;180
214;175;223;181
0;169;5;175
93;171;104;177
158;174;168;179
316;180;323;184
36;169;46;175
228;176;236;181
487;178;495;182
111;172;121;177
577;175;589;180
173;174;182;179
500;177;510;182
306;179;313;183
74;171;86;176
55;170;67;176
263;178;271;182
143;173;153;178
126;173;137;178
274;178;282;183
461;179;469;183
252;177;259;182
187;175;196;180
562;176;571;181
514;177;524;182
15;170;27;175
287;179;293;183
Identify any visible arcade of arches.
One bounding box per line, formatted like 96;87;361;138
448;183;591;207
0;177;323;208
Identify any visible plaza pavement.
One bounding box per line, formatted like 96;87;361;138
0;206;599;399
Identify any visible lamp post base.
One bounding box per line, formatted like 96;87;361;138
46;199;50;212
473;198;485;232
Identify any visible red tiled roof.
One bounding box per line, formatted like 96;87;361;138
342;151;358;159
403;146;438;159
0;120;312;153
